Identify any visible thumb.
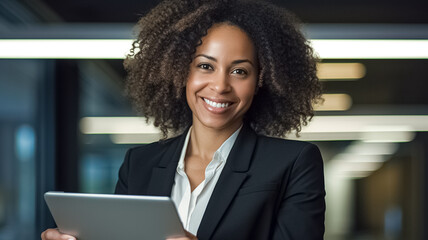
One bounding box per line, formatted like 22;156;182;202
60;234;76;240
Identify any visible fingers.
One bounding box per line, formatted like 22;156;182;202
41;228;76;240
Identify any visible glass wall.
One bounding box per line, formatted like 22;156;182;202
0;60;45;240
78;60;134;194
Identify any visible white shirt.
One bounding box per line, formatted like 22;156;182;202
170;126;242;235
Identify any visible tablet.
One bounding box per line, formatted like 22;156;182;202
44;192;185;240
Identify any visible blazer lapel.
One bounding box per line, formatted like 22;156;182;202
197;124;257;240
146;131;188;196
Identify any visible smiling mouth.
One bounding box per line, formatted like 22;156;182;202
203;98;233;108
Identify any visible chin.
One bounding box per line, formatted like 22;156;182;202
199;119;241;132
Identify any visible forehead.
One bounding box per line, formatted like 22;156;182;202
195;23;257;61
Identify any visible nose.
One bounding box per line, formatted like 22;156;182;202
210;71;231;94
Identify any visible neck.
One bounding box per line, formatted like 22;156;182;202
188;121;242;162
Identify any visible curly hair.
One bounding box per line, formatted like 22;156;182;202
124;0;322;138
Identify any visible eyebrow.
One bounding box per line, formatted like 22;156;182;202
194;54;255;67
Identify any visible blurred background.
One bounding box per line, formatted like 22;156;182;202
1;0;428;239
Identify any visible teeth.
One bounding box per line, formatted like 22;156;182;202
204;98;230;108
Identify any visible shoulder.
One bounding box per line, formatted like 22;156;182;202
253;135;324;191
123;134;183;166
255;134;320;157
127;135;179;155
240;132;324;198
251;134;323;175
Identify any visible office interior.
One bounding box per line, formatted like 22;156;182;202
1;0;428;239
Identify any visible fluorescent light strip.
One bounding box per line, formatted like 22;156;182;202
301;116;428;133
334;154;386;163
330;159;384;172
287;131;415;142
325;158;385;178
80;117;160;134
326;141;400;179
317;63;366;80
314;94;352;111
345;142;399;155
110;134;162;144
81;115;428;134
362;131;415;143
112;132;414;144
81;115;427;143
328;155;385;179
310;39;428;59
1;39;428;59
0;39;133;59
336;171;373;179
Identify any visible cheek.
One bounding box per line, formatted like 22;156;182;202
186;73;206;94
185;81;194;107
239;80;257;103
185;74;203;106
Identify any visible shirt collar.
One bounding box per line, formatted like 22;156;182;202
176;125;243;172
215;125;242;163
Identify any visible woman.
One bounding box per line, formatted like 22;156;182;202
42;0;325;239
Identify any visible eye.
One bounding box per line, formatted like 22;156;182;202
197;63;213;70
232;68;247;75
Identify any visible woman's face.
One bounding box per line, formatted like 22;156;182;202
186;23;258;132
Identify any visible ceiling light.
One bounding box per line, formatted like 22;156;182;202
80;117;160;134
110;134;162;144
314;94;352;111
317;63;366;80
345;142;399;155
330;159;384;173
302;116;428;133
80;115;427;143
310;39;428;59
0;39;132;59
1;39;428;59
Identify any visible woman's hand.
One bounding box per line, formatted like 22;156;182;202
166;230;198;240
41;228;76;240
41;228;195;240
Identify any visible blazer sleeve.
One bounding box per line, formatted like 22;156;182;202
272;143;326;240
114;148;132;194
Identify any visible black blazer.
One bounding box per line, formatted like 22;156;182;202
115;124;325;240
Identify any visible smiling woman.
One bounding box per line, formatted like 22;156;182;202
124;0;322;139
41;0;325;240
